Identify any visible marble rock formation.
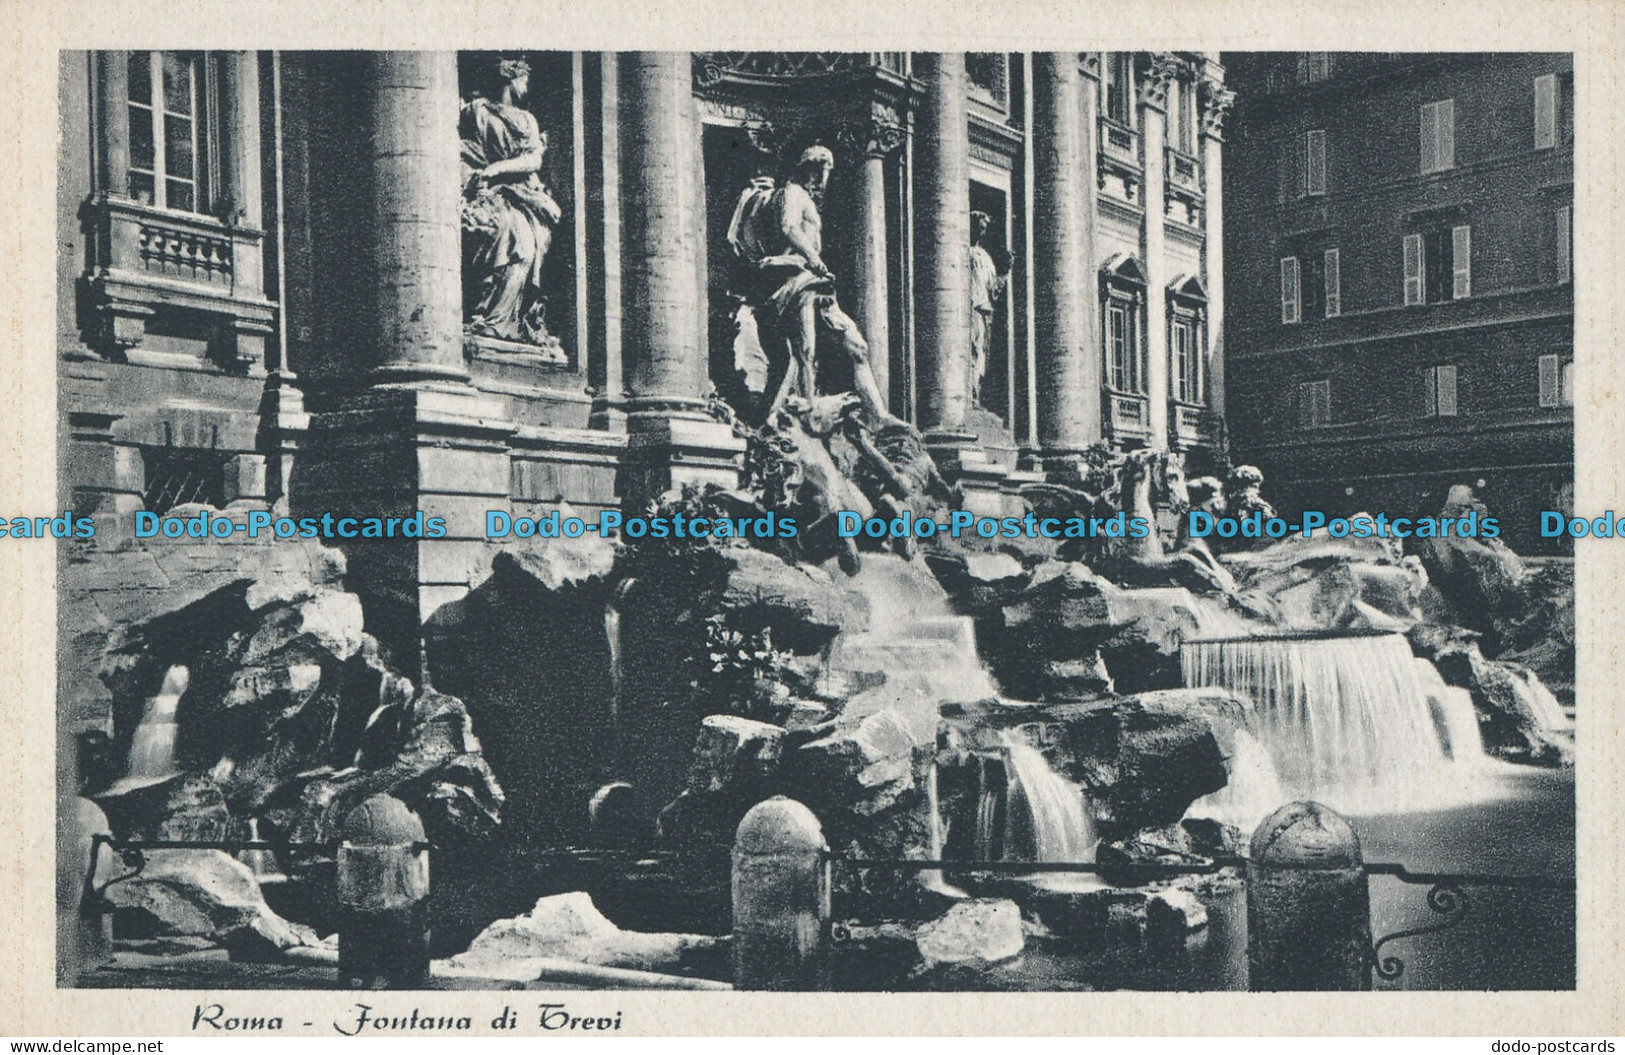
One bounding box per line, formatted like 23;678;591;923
440;891;722;975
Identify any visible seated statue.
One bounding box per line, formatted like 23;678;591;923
726;146;895;426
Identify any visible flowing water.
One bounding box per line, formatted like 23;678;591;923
828;555;998;741
1180;633;1506;822
125;664;189;780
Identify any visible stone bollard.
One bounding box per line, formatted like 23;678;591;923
336;794;431;989
731;796;830;990
1247;800;1372;991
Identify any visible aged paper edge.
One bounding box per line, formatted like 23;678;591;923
0;0;1620;1036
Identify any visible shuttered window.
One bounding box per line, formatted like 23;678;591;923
1403;234;1424;305
1305;130;1327;196
1421;99;1455;173
1452;225;1472;299
1280;256;1301;323
1323;248;1341;317
1557;205;1572;284
1538;355;1560;407
1435;365;1457;416
1535;74;1557;150
1298;379;1331;428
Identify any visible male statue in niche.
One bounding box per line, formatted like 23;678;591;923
460;57;564;352
727;144;895;425
969;210;1009;410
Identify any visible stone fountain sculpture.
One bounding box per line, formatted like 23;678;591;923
725;145;894;426
460;57;565;358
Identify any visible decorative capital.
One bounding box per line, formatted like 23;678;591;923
837;103;907;159
1200;78;1236;137
1080;52;1103;82
1136;52;1186;111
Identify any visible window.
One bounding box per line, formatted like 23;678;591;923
1105;53;1134;126
1298;379;1331;428
1281;256;1301;323
1539;354;1574;408
1106;299;1143;393
1556;205;1572;284
1303;130;1327;196
1323;248;1341;317
1534;74;1557;150
127;51;211;213
1171;314;1202;404
1420;99;1455;174
1300;52;1332;83
1404;225;1471;304
1424;364;1458;417
1173;79;1198;154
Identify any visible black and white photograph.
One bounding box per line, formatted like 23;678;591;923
6;8;1616;1033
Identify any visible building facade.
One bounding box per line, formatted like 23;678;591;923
58;51;1232;700
1221;52;1574;551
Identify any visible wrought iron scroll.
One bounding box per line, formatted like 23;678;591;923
1371;881;1469;982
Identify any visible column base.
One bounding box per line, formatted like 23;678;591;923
925;429;1009;518
621;412;745;503
293;383;516;668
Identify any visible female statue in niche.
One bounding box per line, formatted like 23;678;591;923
460;57;564;350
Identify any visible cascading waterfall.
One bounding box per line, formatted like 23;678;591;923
1411;657;1487;762
1182;632;1498;819
955;733;1100;890
126;664;189;781
1000;734;1097;864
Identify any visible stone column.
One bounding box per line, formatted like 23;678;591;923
617;52;742;497
94;51;130;197
217;53;262;226
1200;65;1234;420
366;52;468;386
848;122;899;408
912;52;973;436
1031;52;1101;468
218;52;270;372
1139;54;1181;450
293;52;514;667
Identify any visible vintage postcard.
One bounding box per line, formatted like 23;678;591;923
0;0;1621;1038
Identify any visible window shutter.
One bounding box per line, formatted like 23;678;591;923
1535;74;1557;149
1436;365;1458;416
1438;99;1455;169
1452;225;1471;299
1324;248;1341;317
1281;256;1301;323
1423;366;1437;416
1403;234;1424;305
1538;354;1560;408
1420;103;1438;172
1557;205;1572;284
1316;380;1331;424
1305;130;1327;195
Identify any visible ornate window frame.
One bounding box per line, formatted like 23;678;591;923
78;50;273;373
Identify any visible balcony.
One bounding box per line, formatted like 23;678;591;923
1170;401;1219;450
78;196;274;371
1105;390;1152;444
1166;148;1201;194
1100;119;1139;167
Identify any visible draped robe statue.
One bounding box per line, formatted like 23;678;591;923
460;59;563;349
